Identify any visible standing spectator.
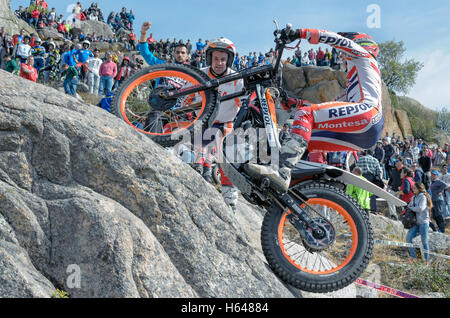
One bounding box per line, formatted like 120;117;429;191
406;183;431;264
113;56;133;90
185;39;192;54
395;168;415;204
387;160;404;219
86;48;102;95
440;164;450;220
62;63;79;96
411;140;420;163
402;142;414;166
412;162;424;185
346;167;372;212
20;56;38;82
128;31;136;51
14;34;32;63
316;47;325;66
430;170;447;233
383;137;395;180
29;7;41;28
433;147;447;167
196;38;205;51
99;53;117;96
374;140;385;177
418;150;432;190
357;150;383;213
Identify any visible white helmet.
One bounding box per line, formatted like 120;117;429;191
82;40;91;47
48;42;56;49
206;37;236;69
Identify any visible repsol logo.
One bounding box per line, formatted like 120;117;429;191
329;104;373;118
318;119;369;129
320;35;353;48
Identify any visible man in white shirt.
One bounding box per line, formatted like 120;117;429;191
86;48;102;95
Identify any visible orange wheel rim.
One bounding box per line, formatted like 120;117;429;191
277;198;358;275
119;70;207;136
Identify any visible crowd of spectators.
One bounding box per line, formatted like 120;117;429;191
281;125;450;233
284;47;343;70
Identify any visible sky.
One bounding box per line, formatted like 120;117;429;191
9;0;450;111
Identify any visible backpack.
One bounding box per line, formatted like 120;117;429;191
400;207;416;229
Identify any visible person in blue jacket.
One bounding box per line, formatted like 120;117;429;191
138;22;189;65
97;91;114;112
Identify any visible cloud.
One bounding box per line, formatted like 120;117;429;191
407;48;450;111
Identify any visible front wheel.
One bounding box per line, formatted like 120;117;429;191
261;183;373;293
111;64;217;147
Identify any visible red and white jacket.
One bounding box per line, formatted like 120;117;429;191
300;29;382;110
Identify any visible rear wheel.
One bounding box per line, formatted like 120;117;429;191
111;64;217;147
261;182;373;293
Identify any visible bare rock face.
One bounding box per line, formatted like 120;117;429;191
0;70;295;298
0;0;34;35
71;20;114;40
395;109;413;138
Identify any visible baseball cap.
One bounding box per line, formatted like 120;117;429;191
431;170;441;176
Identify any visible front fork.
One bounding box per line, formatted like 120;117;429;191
276;192;335;251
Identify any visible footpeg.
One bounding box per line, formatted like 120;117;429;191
261;177;271;190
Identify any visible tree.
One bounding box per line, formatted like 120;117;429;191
437;107;450;133
378;40;423;95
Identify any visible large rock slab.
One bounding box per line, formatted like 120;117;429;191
0;69;294;298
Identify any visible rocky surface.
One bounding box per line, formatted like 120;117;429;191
0;0;34;35
0;70;297;298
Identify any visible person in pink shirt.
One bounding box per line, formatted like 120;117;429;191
99;53;117;95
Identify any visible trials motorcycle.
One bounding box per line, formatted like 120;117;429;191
111;22;406;293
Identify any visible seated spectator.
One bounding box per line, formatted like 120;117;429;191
20;56;38;82
346;167;372;212
97;91;115;112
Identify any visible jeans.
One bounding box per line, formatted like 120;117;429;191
444;190;450;219
99;76;113;95
87;72;100;95
432;200;446;233
406;223;429;261
64;78;78;96
29;18;38;28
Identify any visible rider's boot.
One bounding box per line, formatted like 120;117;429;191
202;165;213;184
193;163;204;176
244;134;308;193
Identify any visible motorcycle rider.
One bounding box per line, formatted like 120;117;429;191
195;37;245;209
138;21;243;210
245;27;383;193
31;37;46;73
